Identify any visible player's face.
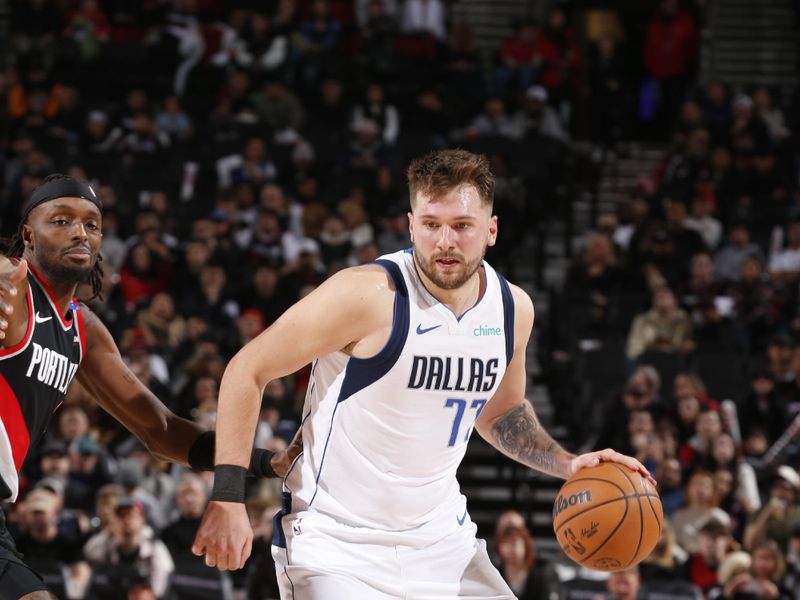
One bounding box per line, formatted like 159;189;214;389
24;197;102;285
409;185;497;290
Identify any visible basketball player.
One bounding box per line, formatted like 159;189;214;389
192;150;654;598
0;174;295;600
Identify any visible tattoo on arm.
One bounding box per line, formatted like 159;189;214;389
490;401;571;478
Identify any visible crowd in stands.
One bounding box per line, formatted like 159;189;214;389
1;0;799;599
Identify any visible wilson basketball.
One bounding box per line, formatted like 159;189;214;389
552;462;663;571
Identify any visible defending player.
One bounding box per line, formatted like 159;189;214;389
0;174;294;599
193;150;654;598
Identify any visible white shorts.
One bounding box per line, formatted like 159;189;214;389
272;509;516;599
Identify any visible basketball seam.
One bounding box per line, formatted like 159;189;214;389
576;496;629;565
553;493;660;534
642;480;663;538
608;463;644;569
557;476;627;495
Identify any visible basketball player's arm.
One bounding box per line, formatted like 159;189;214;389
0;256;31;346
193;266;392;570
475;286;654;483
73;306;292;476
474;286;575;477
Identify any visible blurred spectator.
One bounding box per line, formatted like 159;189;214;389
626;286;693;359
643;0;698;132
249;79;305;132
672;469;732;553
66;436;115;512
588;34;626;152
136;292;187;355
686;197;723;251
710;433;762;532
715;223;765;284
709;551;754;600
495;19;543;96
519;85;569;143
686;518;733;594
537;6;581;115
596;366;662;451
57;405;91;444
750;540;791;599
493;510;558;599
119;243;172;310
154;95;193;142
15;488;91;599
463;96;518;141
160;473;208;561
605;566;642;600
744;466;800;552
352;82;400;146
640;519;688;581
401;0;446;41
84;497;174;599
740;367;789;445
769;219;800;284
753;87;791;143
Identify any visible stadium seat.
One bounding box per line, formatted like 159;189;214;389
559;577;609;600
641;579;703;600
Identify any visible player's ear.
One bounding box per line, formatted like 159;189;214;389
487;215;498;247
22;224;34;250
408;211;414;242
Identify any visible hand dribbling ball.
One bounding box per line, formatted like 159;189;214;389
552;462;663;571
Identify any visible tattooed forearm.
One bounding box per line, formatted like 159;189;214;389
490;401;573;478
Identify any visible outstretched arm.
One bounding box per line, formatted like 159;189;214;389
75;305;285;476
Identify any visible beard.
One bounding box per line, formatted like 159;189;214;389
35;245;96;286
413;244;486;290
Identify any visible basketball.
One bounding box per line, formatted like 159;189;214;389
552;462;663;572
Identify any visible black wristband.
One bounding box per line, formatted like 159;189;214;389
210;464;247;503
188;431;216;472
251;448;277;478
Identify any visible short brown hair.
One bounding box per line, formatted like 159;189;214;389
407;149;494;210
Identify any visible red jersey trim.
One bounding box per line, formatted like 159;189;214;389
0;283;34;360
28;263;74;331
0;373;31;471
75;302;87;362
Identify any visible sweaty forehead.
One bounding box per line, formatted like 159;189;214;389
32;197;103;220
413;184;487;214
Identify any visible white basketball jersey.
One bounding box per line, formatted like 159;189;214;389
283;249;515;533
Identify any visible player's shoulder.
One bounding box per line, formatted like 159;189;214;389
326;263;402;295
505;282;535;322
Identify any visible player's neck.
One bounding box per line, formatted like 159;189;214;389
419;267;484;319
27;257;79;316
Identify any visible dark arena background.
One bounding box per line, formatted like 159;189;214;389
1;0;799;598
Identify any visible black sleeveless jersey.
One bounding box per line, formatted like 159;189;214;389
0;264;86;501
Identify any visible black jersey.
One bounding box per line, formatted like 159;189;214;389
0;264;86;501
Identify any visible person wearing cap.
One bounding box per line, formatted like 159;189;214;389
0;174;297;597
84;496;174;599
744;466;800;553
14;488;91;599
520;85;569;143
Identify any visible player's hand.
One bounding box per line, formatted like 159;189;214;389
569;448;657;487
0;258;26;339
192;501;253;570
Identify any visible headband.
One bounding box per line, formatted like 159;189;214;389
22;177;103;223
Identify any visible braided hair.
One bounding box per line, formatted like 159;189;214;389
5;174;105;302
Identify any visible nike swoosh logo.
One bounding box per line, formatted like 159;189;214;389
416;324;442;335
35;312;53;323
457;509;468;526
